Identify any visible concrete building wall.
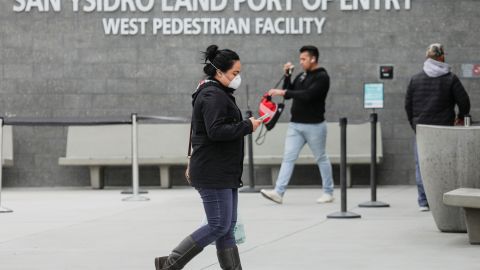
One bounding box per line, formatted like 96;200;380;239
0;0;479;187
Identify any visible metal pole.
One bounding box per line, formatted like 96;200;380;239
240;110;259;193
359;112;389;208
247;110;255;189
0;118;12;213
132;113;139;195
328;118;360;219
123;113;149;202
341;117;347;213
370;113;377;201
240;85;259;193
121;113;147;194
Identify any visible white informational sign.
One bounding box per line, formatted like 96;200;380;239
364;83;384;109
462;64;480;78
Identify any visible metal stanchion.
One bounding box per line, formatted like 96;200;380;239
123;113;149;202
0;118;12;213
122;114;189;194
240;109;259;193
240;85;259;193
328;118;361;219
359;113;389;208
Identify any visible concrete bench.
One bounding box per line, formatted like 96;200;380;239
2;125;14;167
248;122;382;186
58;122;381;189
58;124;190;189
443;188;480;244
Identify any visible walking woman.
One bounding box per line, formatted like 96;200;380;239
154;45;262;270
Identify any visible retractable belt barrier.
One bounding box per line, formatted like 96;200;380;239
0;114;189;213
359;113;390;208
327;118;361;219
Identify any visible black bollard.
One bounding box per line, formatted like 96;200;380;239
240;110;260;193
327;118;361;219
359;113;389;208
240;86;259;193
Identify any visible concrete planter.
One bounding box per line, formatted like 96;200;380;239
416;125;480;232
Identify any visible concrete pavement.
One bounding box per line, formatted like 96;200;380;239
0;186;478;270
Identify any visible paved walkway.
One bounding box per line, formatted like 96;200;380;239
0;185;478;269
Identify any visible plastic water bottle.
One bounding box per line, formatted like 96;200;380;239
464;115;471;127
233;219;246;244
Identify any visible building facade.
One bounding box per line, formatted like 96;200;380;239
1;0;479;187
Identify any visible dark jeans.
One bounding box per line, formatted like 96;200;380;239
414;140;429;207
191;188;238;250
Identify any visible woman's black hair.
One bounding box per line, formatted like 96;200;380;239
202;45;240;77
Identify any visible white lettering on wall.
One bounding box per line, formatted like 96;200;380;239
103;17;149;35
285;0;292;11
302;0;332;11
234;0;291;11
255;17;325;34
14;0;414;36
74;0;155;12
13;0;61;12
160;0;227;12
340;0;409;10
405;0;411;10
248;0;267;12
210;0;227;11
136;0;155;12
153;17;251;35
386;0;400;10
341;0;372;10
302;0;322;11
234;0;246;11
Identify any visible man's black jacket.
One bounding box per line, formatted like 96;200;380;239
189;79;253;189
283;67;330;123
405;72;470;130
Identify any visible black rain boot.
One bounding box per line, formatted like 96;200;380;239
154;236;203;270
217;246;242;270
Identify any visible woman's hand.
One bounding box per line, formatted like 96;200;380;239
249;117;262;132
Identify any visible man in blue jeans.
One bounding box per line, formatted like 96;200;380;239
405;43;470;212
260;45;334;204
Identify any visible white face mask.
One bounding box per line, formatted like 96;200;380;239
208;61;241;90
228;74;242;90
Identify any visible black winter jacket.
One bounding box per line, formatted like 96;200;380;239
189;79;253;189
283;67;330;124
405;71;470;131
